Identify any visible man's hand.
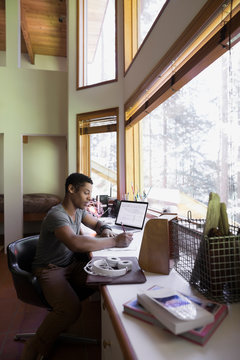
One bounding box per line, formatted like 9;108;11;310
100;228;115;237
114;232;133;248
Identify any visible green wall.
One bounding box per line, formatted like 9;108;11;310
0;0;67;248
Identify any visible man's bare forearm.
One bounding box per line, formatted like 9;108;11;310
71;233;116;252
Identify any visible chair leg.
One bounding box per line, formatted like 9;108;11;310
15;332;35;341
14;332;100;345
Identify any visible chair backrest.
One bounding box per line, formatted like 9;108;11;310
8;235;39;273
7;235;50;309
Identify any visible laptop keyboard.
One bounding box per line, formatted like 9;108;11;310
111;224;141;232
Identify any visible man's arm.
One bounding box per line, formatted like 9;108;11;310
54;224;133;252
82;213;115;237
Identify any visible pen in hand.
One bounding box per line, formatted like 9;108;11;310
121;222;126;233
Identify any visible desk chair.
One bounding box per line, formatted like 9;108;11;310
7;235;99;345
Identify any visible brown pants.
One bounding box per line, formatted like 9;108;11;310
33;259;95;354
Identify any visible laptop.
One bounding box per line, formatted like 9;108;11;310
111;200;148;232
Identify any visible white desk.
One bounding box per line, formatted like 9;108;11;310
93;225;240;360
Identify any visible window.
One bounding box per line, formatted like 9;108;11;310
77;0;117;89
141;42;240;222
77;108;119;199
124;0;168;71
125;0;240;224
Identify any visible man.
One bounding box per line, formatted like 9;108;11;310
21;173;133;360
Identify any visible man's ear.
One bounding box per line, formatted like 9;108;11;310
68;184;75;194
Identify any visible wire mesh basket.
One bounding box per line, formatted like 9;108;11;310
171;218;240;303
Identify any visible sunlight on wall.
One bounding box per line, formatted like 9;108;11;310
22;136;67;198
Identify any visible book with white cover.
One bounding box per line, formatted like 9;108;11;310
137;288;214;335
123;292;228;345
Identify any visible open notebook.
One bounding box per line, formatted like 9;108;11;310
111;200;148;231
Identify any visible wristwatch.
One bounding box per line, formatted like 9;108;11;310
99;224;112;233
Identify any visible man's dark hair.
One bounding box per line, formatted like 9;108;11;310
65;173;93;193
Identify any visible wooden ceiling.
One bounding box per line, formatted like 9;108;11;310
0;0;67;64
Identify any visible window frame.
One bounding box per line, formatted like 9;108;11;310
76;0;118;90
77;108;120;198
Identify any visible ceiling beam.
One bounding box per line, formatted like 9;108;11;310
21;1;35;64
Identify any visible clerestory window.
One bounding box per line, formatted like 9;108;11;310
77;0;117;89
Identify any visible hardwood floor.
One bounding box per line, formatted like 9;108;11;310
0;250;101;360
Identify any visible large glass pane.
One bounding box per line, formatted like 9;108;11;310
84;0;116;86
141;41;240;223
138;0;167;46
90;132;117;198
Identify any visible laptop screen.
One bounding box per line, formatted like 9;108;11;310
115;200;148;230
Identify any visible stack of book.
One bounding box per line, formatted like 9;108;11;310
123;286;228;345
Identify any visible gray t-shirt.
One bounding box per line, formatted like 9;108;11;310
32;204;88;269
